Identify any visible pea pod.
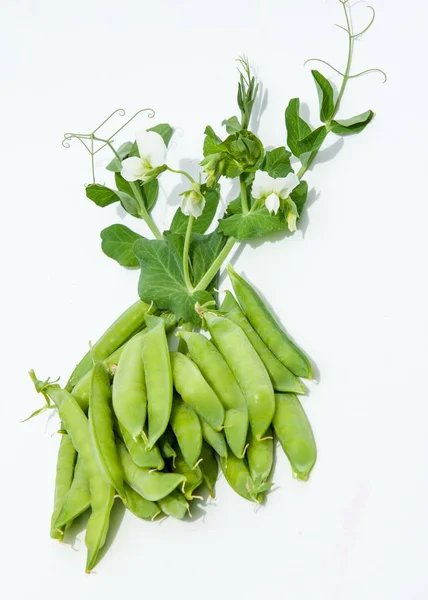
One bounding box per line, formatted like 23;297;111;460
118;422;164;470
55;455;91;531
247;428;274;499
122;484;160;520
89;363;125;497
273;393;317;481
66;300;152;391
173;449;204;501
30;374;115;573
159;428;177;461
158;490;189;520
203;311;274;441
118;443;185;501
199;442;219;498
200;420;227;458
220;453;258;503
170;352;224;431
177;331;248;457
221;291;305;394
227;264;312;379
142;316;173;449
50;432;77;540
112;331;147;439
170;397;202;469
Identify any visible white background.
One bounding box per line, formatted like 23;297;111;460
1;0;427;597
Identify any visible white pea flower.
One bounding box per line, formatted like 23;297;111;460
252;170;301;231
180;183;205;218
121;130;167;182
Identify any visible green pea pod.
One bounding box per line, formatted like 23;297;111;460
30;376;115;573
220;453;258;503
142;315;173;449
55;455;91;531
227;264;312;379
112;331;147;439
247;428;274;499
122;483;160;520
221;291;305;394
199;442;219;498
118;443;185;501
170;397;202;469
273;393;317;481
159;428;177;460
173;449;203;501
177;331;248;457
203;311;274;441
158;490;189;520
67;300;152;391
170;352;224;431
201;420;227;458
89;363;125;497
50;432;77;540
118;423;164;470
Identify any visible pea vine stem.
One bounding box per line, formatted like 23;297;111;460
240;176;249;214
297;0;353;180
183;215;194;291
194;236;237;292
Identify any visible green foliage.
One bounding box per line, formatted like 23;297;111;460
285;98;312;158
311;70;335;123
330;110;374;135
170;184;220;236
85;184;119;207
219;207;287;240
147;123;174;146
101;224;143;267
262;147;293;178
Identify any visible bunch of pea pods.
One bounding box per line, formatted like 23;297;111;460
30;263;316;572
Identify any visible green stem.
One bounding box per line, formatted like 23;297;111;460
129;182;163;240
297;0;353;180
183;215;194;292
166;166;195;184
194;237;237;292
240;177;249;214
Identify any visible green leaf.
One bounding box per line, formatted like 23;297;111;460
285;98;312;158
101;224;143;267
85;184;119;207
311;70;335;123
262;147;293;178
134;237;214;324
218;207;286;240
115;174;159;212
290;180;308;216
330;110;374;136
203;126;223;157
221;130;264;176
222;116;242;134
170;184;220;236
297;126;328;154
106;141;133;172
147;123;174;146
190;231;226;286
116;191;141;218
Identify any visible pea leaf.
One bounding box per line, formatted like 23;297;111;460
101;224;143;267
222;116;242;134
285;98;312;158
262;147;293;178
116;191;141;218
311;70;335;123
115;173;160;212
221;130;264;176
147;123;174;146
330;110;374;135
297;126;328;154
169;184;220;236
290;180;308;215
85;184;119;207
190;231;226;287
134;237;214;324
106;141;133;172
218;207;286;240
203;126;223;156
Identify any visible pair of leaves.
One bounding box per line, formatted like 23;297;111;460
133;231;225;323
285;98;327;160
85;176;159;218
169;184;220;236
218;180;308;240
202;127;264;178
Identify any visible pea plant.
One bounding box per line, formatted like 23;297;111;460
28;0;384;573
